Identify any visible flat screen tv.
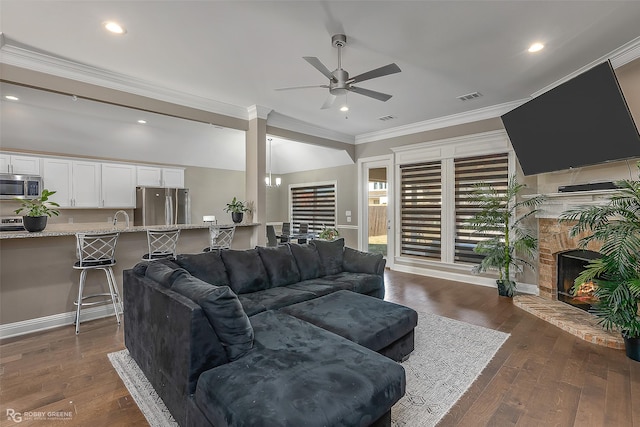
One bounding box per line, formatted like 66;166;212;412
501;60;640;176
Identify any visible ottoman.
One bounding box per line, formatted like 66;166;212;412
280;290;418;362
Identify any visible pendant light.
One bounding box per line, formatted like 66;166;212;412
265;138;281;187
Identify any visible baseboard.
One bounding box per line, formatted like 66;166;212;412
391;264;539;296
0;305;119;339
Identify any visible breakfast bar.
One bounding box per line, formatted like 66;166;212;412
0;222;259;338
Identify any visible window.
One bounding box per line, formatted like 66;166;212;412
290;182;336;234
454;153;509;264
399;161;442;260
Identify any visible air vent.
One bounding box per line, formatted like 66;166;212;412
378;115;397;121
457;92;483;101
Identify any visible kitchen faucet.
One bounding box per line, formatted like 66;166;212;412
113;210;130;229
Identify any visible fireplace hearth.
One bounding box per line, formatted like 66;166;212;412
557;249;601;311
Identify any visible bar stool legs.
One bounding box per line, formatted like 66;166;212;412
74;266;121;334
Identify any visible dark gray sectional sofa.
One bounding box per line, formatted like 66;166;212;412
123;239;407;427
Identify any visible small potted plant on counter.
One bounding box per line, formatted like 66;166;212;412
224;197;249;223
14;189;60;232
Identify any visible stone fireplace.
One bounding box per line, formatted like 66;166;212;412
513;190;625;349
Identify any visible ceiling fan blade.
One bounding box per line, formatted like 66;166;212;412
349;86;393;102
320;94;337;110
348;63;401;84
303;57;336;81
275;84;329;91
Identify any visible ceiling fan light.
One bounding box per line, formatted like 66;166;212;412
528;42;544;53
104;21;126;34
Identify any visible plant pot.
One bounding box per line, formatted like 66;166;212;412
231;212;244;224
623;336;640;362
496;279;516;297
23;215;48;232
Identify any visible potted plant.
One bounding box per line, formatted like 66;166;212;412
318;225;340;241
14;189;60;232
224;197;249;223
559;168;640;362
467;175;545;297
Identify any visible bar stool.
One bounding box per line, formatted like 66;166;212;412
142;228;180;261
73;231;121;334
203;224;235;252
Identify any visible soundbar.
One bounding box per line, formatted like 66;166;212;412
558;181;618;193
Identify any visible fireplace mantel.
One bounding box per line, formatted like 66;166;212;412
524;189;615;218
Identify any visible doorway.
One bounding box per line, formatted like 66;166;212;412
359;156;393;266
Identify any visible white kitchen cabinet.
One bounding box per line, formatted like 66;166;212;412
42;159;101;207
136;166;162;187
162;168;184;188
102;163;136;207
0;153;41;175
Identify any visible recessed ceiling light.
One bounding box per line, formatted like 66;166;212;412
137;119;147;124
528;42;544;53
4;95;19;101
104;21;126;34
340;105;349;112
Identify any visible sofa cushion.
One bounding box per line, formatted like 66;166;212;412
288;243;323;280
237;287;317;316
175;251;230;287
342;246;383;275
220;248;270;294
171;271;253;361
257;245;301;287
194;310;406;427
328;272;385;296
285;278;354;297
144;261;185;288
311;238;345;275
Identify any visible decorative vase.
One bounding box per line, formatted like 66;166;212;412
23;215;48;232
623;336;640;362
231;212;244;224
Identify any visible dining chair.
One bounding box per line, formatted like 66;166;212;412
297;223;309;244
280;222;291;244
266;225;278;247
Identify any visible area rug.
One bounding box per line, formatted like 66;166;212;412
108;312;509;427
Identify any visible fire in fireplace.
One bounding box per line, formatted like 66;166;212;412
557;249;601;312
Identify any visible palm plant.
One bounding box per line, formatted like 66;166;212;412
559;171;640;342
467;175;545;296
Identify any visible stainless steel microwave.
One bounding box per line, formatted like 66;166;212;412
0;174;43;200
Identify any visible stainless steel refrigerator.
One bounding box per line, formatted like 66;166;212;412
134;187;191;226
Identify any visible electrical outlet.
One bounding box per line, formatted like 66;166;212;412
347;216;351;223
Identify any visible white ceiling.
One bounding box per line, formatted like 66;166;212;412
1;1;640;162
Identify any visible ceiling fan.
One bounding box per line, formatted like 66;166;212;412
276;34;401;109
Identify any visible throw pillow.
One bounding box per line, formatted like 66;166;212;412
289;243;323;280
176;251;230;287
144;261;184;288
342;246;383;274
257;245;301;287
171;270;253;361
220;249;270;294
311;238;345;275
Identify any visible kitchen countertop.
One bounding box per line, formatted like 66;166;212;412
0;222;260;239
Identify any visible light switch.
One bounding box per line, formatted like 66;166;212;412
345;210;352;217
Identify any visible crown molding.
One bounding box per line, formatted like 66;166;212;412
267;111;355;144
355;100;524;145
532;36;640;98
248;105;272;120
0;36;249;120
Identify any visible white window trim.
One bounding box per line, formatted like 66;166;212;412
391;130;515;267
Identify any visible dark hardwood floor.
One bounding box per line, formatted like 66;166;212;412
1;270;638;426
